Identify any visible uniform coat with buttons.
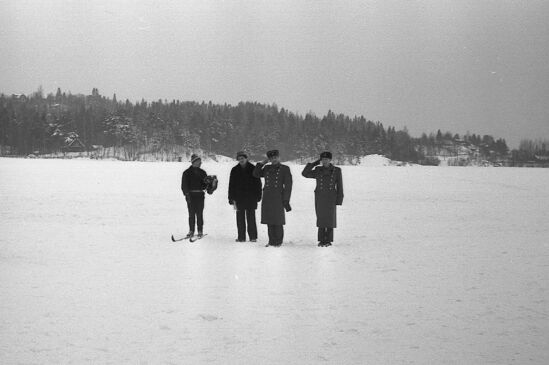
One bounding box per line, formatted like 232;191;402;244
253;162;292;225
302;163;343;228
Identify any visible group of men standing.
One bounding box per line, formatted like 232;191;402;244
181;150;344;247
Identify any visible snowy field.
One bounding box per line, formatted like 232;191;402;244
1;158;548;364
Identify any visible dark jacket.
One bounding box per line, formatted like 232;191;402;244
302;163;343;228
228;162;262;210
181;166;207;195
253;162;292;225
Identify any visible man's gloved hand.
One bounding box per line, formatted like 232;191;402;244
313;159;321;165
283;200;292;212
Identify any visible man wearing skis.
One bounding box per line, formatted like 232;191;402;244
253;149;293;247
301;151;344;247
228;151;262;242
181;154;208;239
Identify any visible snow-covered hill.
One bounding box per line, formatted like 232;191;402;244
1;158;548;364
355;154;414;166
287;154;413;166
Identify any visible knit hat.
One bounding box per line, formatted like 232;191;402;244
266;149;279;158
236;151;248;159
190;154;201;163
320;151;332;159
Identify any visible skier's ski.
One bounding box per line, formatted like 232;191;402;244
189;234;207;243
171;234;191;242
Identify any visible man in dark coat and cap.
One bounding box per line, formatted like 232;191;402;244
253;149;293;247
181;153;208;238
228;151;262;242
302;151;344;247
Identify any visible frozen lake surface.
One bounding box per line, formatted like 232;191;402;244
1;158;548;364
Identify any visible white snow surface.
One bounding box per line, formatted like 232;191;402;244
1;158;548;364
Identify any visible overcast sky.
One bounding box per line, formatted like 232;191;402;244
1;0;548;147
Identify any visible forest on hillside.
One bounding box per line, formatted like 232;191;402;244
1;87;543;166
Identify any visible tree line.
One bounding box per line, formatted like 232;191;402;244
0;87;529;165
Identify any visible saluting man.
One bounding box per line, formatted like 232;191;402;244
253;149;293;247
302;151;344;247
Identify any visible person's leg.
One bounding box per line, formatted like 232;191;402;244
246;209;257;240
187;198;196;234
326;228;334;243
267;225;274;245
236;209;246;241
273;225;284;246
195;195;205;234
317;227;324;243
319;227;330;246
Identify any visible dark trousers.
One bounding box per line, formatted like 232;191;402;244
236;209;257;240
318;227;334;243
267;225;284;245
187;193;204;233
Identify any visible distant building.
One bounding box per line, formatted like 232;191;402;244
61;138;86;152
11;94;28;101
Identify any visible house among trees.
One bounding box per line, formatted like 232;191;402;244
534;154;549;167
11;94;28;102
61;137;86;153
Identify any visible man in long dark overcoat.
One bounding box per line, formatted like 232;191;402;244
253;149;293;247
302;151;344;247
228;151;262;242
